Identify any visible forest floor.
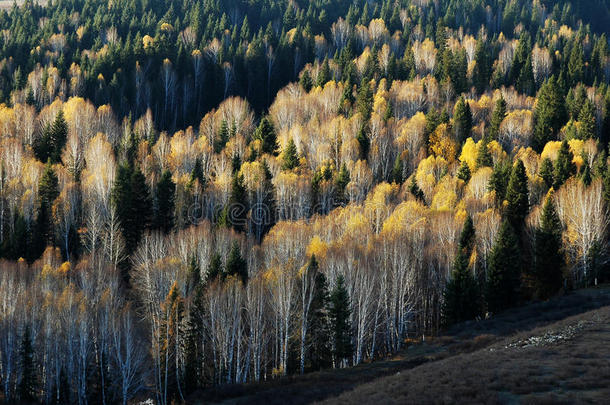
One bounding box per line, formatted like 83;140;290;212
193;285;610;404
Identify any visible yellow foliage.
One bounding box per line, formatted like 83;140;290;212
306;236;328;259
459;138;478;171
540;141;562;161
429;123;458;163
142;35;154;48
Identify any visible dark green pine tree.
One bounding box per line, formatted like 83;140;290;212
539;157;555;188
329;275;353;367
532;77;567;152
317;57;331;87
299;70;313;92
334;163;350;206
225;241;247;283
568;42;585;87
581;162;592;186
489;95;507;141
533;193;564;300
409;176;426;203
578;99;596;140
206;252;223;283
453;96;472;144
222;173;248;233
442;215;481;326
49;110;68;163
254;116;279;155
281;138;299;170
488;160;512;205
356;79;374;121
553;140;576;189
504;160;529;233
473;40;491;94
476;138;493;169
356;124;370;160
155;170;175;233
18;325;37;402
486;220;521;314
31;162;60;260
214;119;229;153
112;165;152;264
457;161;471;182
305;256;332;372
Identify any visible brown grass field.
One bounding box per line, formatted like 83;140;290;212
193;287;610;404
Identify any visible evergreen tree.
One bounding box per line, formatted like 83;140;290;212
488;160;512;204
207;252;223;282
505;160;529;233
329;275;352;367
31;162;59;260
578;99;596;140
305;258;332;372
18;325;36;402
390;156;403;184
409;176;426;203
254;116;279;155
457;161;471;182
317;58;331;87
155;170;175;233
486;220;521;313
442;215;480;326
553;140;576;188
214;119;229;153
475;138;493;169
225;241;247;283
356;79;374;121
281;138;299;170
532;77;567;152
473;40;490;94
112;165;152;265
223;173;248;233
356;124;370;160
299;70;313;92
453;96;472;144
539;157;555;188
533;193;564;299
334;164;350;206
489;96;507;141
49;110;68;163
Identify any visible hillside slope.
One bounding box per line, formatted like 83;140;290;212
199;287;610;404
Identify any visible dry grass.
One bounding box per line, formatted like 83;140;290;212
195;287;610;404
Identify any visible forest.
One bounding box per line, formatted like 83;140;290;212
1;0;610;403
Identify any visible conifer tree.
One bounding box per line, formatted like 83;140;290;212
409;176;426;203
31;162;59;260
390;156;403;184
578;99;596;140
533;193;564;299
155;170;175;233
254;116;279;155
489;95;507;140
533;77;567;152
356;124;370;160
334;164;350;206
488;160;512;204
225;241;247;283
223;173;248;232
281;138;299;170
442;215;481;326
553;140;576;188
49;110;68;163
539;157;555;188
457;160;471;182
306;258;332;372
207;252;223;283
299;70;313;92
505;160;529;233
453;96;472;144
330;275;352;367
486;220;521;313
476;138;493;169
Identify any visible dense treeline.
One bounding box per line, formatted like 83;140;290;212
2;0;610;404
